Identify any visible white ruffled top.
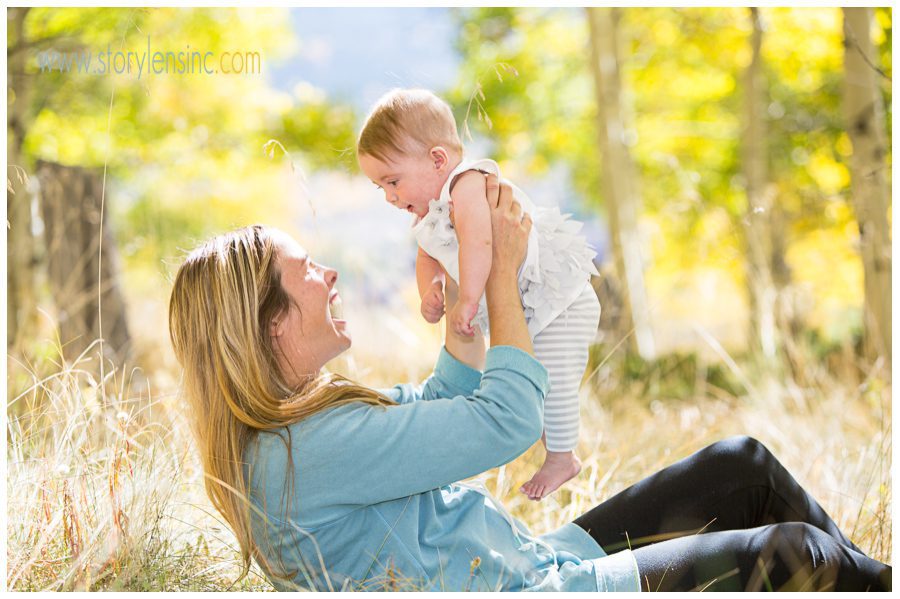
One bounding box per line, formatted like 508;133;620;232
412;159;599;338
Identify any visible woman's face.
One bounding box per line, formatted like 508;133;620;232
269;230;350;384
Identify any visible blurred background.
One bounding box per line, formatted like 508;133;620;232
6;7;892;591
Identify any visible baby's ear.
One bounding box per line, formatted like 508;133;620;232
430;146;448;170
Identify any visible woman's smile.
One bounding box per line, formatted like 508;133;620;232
329;291;344;321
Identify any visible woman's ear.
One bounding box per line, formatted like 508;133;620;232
270;314;284;339
430;146;449;172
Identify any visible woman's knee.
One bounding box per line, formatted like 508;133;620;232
767;523;852;585
765;521;822;549
703;435;775;479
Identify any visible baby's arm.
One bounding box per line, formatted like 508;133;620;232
448;170;492;337
417;246;445;324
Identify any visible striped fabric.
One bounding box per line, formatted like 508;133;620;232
532;283;601;452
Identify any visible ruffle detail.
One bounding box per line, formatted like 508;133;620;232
413;196;456;249
413;162;599;338
470;206;598;337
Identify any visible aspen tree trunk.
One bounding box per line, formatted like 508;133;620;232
741;8;781;368
842;8;892;366
37;161;132;366
7;7;36;351
586;7;656;360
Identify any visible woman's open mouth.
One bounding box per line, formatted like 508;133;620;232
329;293;344;320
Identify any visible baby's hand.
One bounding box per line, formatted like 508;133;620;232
420;282;445;324
449;300;479;338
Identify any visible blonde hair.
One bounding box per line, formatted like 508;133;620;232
357;88;463;161
168;225;394;582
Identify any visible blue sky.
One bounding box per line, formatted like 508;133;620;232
268;8;461;110
265;7;609;270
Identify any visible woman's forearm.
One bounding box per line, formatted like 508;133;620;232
484;175;533;355
485;266;532;354
443;277;486;370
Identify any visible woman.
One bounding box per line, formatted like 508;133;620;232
168;175;890;591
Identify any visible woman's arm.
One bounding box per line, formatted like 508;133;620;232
381;174;528;403
292;347;546;514
482;174;533;354
378;344;483;405
380;271;486;406
292;175;544;508
442;276;486;370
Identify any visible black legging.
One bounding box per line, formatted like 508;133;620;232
573;436;891;591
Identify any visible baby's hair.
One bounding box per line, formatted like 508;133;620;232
358;88;463;162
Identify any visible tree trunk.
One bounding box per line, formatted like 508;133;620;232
586;7;656;360
741;8;781;369
36;161;131;367
7;7;37;351
842;7;892;367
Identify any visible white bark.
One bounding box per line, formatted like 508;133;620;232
586;7;656;360
741;8;780;367
7;7;36;350
842;8;892;365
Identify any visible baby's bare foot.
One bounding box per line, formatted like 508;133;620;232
519;450;581;501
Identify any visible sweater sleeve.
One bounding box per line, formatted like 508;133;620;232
294;346;549;509
379;345;485;405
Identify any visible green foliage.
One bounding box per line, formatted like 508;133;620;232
616;350;745;401
16;7;358;274
279;99;359;173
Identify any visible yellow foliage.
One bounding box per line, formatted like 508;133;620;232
807;150;850;195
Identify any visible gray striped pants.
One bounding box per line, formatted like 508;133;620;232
532;283;601;453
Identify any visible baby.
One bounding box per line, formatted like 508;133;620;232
357;89;600;500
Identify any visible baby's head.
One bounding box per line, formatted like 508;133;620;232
357;89;463;218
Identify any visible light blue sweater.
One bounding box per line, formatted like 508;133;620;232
245;345;640;591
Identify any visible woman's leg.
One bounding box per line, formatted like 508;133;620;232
573;436;864;555
631;522;891;591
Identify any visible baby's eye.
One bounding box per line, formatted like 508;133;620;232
388;180;398;187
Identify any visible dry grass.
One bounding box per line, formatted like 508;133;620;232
489;358;892;567
6;345;272;591
6;339;891;591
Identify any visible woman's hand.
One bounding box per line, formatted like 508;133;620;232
484;173;534;354
487;175;532;283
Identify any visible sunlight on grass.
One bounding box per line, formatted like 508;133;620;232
7;334;890;591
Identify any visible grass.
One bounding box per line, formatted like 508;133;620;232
6;338;891;591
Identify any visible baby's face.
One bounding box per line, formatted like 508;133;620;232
359;150;446;219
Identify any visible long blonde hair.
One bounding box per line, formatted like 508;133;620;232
357;88;463;161
168;225;394;580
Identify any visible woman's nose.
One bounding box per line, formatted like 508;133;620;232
324;266;338;287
